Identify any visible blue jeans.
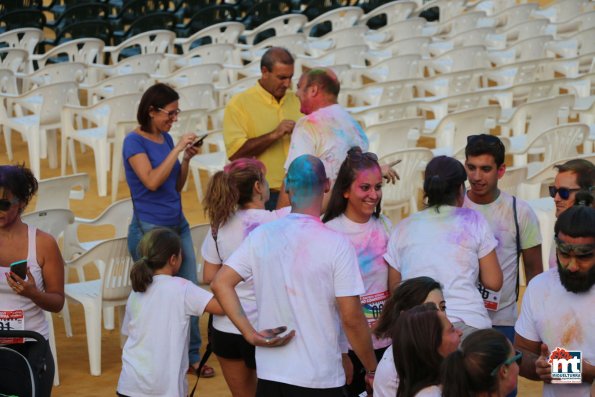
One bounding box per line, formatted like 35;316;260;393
493;325;517;397
128;214;202;365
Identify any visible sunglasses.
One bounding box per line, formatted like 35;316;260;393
0;197;19;211
347;149;378;162
548;186;581;200
555;237;595;257
490;350;523;376
158;108;181;118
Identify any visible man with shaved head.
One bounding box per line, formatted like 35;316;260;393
223;47;303;209
213;155;377;397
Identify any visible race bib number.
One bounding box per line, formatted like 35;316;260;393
477;282;500;311
361;290;389;327
0;310;25;344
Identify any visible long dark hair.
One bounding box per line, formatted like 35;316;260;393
374;276;442;339
323;146;382;223
423;155;466;211
130;228;182;292
441;329;511;397
393;303;444;397
137;83;179;132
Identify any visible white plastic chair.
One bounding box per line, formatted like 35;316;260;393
61;93;142;197
552;9;595;38
111;121;138;202
0;48;28;73
104;30;175;64
375;17;427;43
498;165;528;197
189;131;228;202
358;1;416;27
412;0;467;22
0;81;80;178
366;117;424;157
0;28;42;71
339;78;419;108
216;75;260;107
547;27;595;59
171;43;241;70
379;148;433;222
298;44;371;70
426;45;490;75
20;62;86;92
35;173;89;211
90;53;165;82
526;197;556;272
490;35;554;67
176;21;245;52
306;26;370;57
168;108;209;142
435;10;488;38
242;14;307;46
64;236;133;376
500;18;550;45
492;3;539;29
425;105;501;158
82;72;152;105
190;223;210;284
177;83;217;110
507;123;588;170
303;6;363;38
238;33;309;65
531;0;589;24
351;101;422;128
158;63;226;90
32;38;105;69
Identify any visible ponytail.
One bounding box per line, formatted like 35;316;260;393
129;228;182;292
203;158;267;229
423;156;466;211
441;350;472;397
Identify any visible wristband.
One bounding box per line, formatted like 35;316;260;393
365;369;376;376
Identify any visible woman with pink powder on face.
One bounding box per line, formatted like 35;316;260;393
323;146;399;397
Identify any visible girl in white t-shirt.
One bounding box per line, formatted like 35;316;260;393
373;277;447;397
201;158;289;397
441;329;520;397
323;147;399;397
117;228;222;397
393;303;462;397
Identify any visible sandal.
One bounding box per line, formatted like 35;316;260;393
199;364;215;378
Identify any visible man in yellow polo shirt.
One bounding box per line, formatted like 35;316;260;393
223;47;303;209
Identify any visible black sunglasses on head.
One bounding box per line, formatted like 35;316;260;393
0;197;19;211
347;148;378;162
549;186;581;200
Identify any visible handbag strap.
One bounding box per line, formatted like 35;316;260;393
188;317;213;397
513;195;521;301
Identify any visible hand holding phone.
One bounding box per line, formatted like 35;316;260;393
192;134;208;147
10;259;28;280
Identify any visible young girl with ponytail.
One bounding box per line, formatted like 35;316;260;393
384;156;502;340
201;158;290;397
441;329;520;397
117;228;222;397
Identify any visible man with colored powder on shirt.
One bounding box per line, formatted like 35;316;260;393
223;47;303;210
276;68;398;209
515;205;595;397
463;134;543;346
212;154;378;397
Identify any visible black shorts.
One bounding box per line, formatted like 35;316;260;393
256;379;345;397
211;327;256;369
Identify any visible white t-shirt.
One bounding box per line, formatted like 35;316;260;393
117;275;213;397
464;191;542;326
201;207;290;333
416;385;442;396
226;213;365;389
374;345;399;397
384;206;498;330
326;214;392;350
285;104;369;184
515;268;595;397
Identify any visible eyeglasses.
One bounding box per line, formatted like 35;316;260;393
555;237;595;257
158;108;181;118
548;186;581;200
347;148;378;162
490;350;522;376
0;197;19;211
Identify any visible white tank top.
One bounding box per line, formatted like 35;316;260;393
0;225;49;339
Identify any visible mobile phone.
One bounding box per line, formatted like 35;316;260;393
9;259;27;280
193;134;208;147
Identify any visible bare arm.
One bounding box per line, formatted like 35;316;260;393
128;133;196;191
514;333;550;382
204;296;225;316
521;245;543;284
202;260;221;285
337;295;377;373
229;120;295;160
176;142;200;191
478;249;503;291
8;231;65;312
388;266;401;292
